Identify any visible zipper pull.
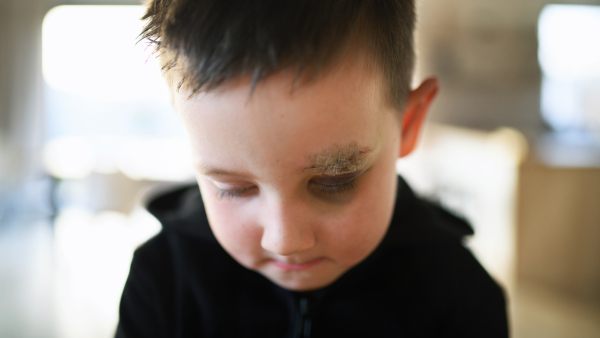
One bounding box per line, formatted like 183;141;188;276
294;296;312;338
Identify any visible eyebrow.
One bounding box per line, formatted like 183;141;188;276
196;142;373;177
304;141;373;176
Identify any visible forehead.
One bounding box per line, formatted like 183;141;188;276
173;55;395;175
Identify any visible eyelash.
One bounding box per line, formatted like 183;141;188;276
311;180;357;196
215;186;254;200
214;179;358;200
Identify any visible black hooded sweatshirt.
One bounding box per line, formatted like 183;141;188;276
116;176;508;338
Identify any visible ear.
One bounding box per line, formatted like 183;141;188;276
399;77;439;157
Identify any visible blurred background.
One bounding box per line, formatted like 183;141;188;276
0;0;599;337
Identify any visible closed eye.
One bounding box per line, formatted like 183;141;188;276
309;171;363;196
215;186;256;200
311;180;357;196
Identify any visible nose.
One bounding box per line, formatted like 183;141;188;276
259;196;316;256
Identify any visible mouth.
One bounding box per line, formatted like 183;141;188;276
271;258;324;271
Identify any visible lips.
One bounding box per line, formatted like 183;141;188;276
271;258;324;271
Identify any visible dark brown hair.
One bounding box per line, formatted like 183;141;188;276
141;0;415;110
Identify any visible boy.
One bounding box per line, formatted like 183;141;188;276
117;0;508;337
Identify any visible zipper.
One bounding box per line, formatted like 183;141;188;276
293;296;312;338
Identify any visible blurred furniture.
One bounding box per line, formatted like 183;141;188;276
517;143;600;305
515;151;600;337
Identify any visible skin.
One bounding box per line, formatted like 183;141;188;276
173;52;438;291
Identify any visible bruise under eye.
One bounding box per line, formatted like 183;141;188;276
310;171;362;197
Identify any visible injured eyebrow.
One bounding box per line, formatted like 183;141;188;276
305;141;372;176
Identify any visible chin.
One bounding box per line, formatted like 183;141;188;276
263;270;342;292
274;279;329;292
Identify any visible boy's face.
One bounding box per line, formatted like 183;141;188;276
174;54;429;291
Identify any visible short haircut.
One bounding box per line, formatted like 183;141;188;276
141;0;416;111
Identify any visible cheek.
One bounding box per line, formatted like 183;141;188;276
322;150;398;265
198;179;265;266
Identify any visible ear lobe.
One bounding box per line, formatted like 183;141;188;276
399;78;439;157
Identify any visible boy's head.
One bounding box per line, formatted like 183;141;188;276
142;0;416;111
142;0;438;291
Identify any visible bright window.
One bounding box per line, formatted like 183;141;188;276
42;5;191;181
538;5;600;135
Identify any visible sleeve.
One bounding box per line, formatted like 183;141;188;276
449;243;509;338
115;235;173;338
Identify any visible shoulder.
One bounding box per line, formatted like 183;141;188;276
378;240;507;336
381;177;508;335
391;240;504;300
118;225;239;337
